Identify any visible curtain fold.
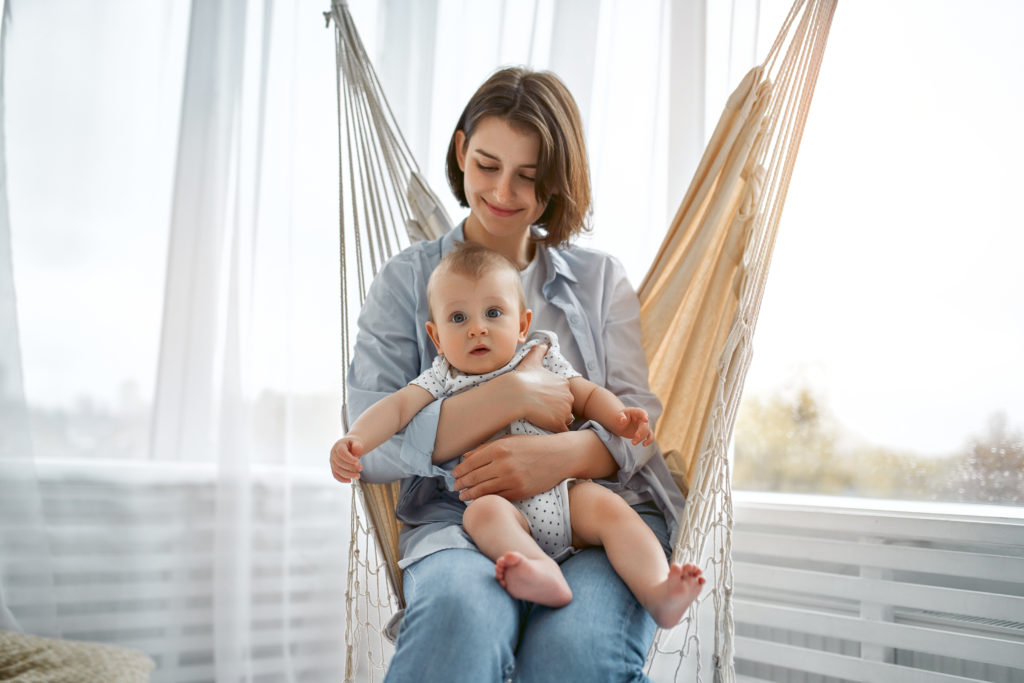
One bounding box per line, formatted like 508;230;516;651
1;1;349;681
153;1;258;677
0;1;55;637
372;0;694;289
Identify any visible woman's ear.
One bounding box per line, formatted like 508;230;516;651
454;130;467;171
425;320;443;354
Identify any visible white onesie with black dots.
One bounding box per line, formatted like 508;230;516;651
409;330;582;561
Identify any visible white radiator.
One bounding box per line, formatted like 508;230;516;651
7;467;1022;682
2;460;351;683
732;492;1024;683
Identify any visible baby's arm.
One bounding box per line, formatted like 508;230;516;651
330;384;435;483
568;377;654;446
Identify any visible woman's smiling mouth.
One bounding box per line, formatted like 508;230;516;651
484;199;519;218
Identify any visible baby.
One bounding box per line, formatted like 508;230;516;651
330;242;703;628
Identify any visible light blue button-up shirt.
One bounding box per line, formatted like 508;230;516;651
347;222;686;568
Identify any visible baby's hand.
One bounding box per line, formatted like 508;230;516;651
615;408;654;446
330;436;365;483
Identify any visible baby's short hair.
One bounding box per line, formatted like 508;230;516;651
427;242;527;319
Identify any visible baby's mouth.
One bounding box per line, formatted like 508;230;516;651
470;345;489;355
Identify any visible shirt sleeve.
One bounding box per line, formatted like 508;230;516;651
345;251;452;483
579;256;664;487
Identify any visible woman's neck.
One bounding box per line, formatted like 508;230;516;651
463;216;535;269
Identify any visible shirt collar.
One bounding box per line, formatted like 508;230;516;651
439;221;467;256
539;243;579;285
441;219;579;286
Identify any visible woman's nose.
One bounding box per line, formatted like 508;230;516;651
494;174;514;203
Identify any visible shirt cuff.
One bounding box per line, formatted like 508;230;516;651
579;419;654;486
398;398;456;483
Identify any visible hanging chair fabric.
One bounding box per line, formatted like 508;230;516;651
641;2;837;674
327;1;837;681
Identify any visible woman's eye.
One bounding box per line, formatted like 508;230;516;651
450;313;466;323
476;162;497;172
519;174;536;183
486;308;502;318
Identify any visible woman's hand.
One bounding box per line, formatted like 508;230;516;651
452;430;619;502
452;434;564;501
431;345;572;462
512;344;574;433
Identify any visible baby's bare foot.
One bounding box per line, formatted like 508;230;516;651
647;563;705;629
495;551;572;607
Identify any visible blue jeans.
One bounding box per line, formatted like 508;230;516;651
384;503;671;683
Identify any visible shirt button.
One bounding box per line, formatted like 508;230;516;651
586;361;596;371
569;315;579;324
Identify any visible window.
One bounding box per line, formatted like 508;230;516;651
732;0;1024;506
6;1;343;468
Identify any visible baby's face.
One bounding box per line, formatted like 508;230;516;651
425;268;530;375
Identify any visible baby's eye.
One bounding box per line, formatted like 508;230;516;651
486;308;502;318
450;312;467;323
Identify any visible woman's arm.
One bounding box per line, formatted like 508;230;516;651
430;344;574;464
451;429;617;501
575;254;663;483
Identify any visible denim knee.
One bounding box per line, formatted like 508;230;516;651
385;549;519;683
514;504;669;682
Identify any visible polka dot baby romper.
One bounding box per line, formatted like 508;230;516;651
409;330;582;561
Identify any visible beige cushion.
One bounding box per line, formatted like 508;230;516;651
0;630;154;682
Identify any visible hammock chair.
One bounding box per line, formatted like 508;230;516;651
327;1;837;680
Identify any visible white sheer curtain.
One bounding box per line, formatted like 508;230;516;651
2;0;349;680
1;1;714;681
368;0;708;288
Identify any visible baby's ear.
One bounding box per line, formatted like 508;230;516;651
425;320;443;354
518;309;533;343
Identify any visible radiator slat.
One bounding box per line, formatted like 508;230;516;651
4;573;347;606
735;501;1024;548
734;636;987;683
11;598;350;633
734;561;1024;624
2;549;345;575
734;529;1024;582
735;599;1024;669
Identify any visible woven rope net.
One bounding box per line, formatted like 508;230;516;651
328;1;836;680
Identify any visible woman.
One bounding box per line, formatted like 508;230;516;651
339;67;686;682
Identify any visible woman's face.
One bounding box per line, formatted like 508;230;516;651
456;117;547;251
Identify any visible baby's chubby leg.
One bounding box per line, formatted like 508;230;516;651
569;482;704;628
462;494;572;607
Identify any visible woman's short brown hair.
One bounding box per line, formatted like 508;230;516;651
445;67;592;248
